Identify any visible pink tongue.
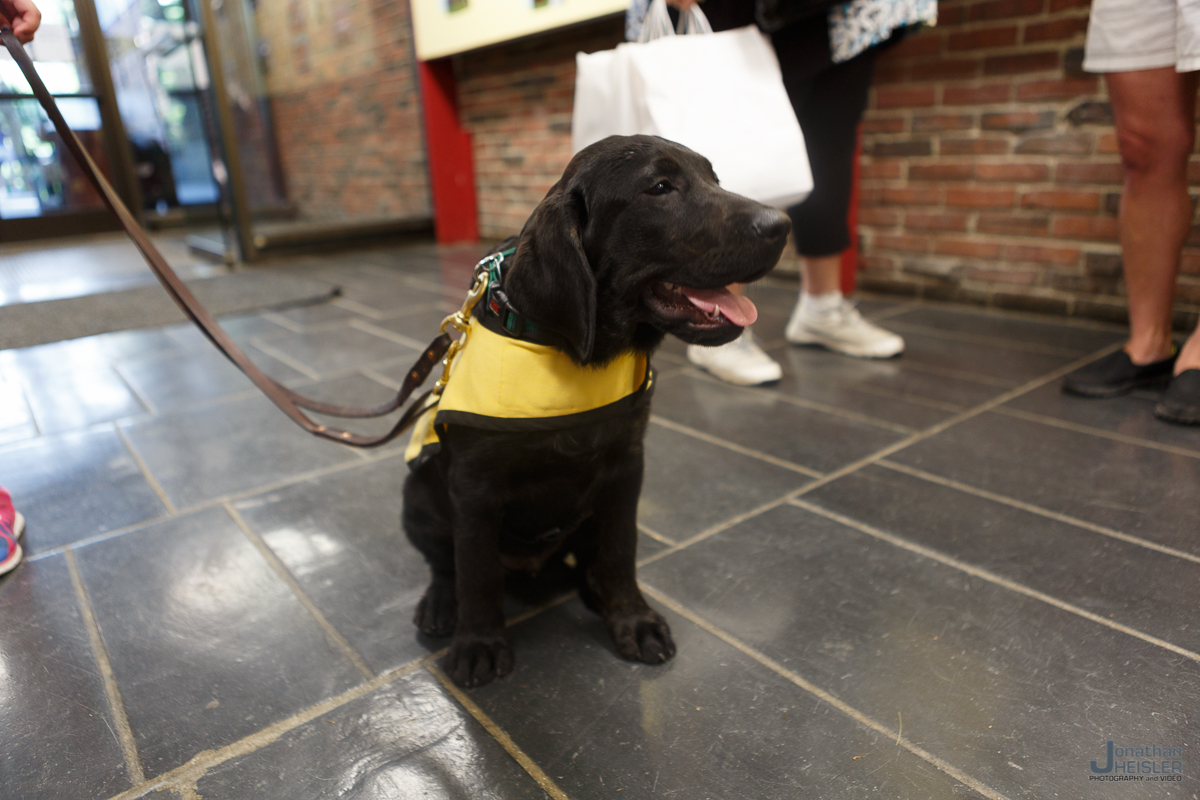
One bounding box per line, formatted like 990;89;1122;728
680;286;758;326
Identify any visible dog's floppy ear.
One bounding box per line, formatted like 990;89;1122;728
504;182;597;363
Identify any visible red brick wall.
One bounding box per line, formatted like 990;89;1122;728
257;0;430;221
456;18;625;239
858;0;1199;327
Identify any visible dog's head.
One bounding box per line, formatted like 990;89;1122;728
503;135;791;365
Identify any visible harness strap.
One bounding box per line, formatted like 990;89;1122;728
2;27;448;448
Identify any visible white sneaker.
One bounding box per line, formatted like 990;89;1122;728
786;297;905;358
687;330;782;386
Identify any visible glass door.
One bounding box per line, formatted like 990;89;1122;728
96;0;220;219
0;0;132;239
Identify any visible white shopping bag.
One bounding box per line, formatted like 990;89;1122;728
571;0;812;208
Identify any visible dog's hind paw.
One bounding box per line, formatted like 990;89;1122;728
443;636;514;688
608;609;676;665
414;579;457;637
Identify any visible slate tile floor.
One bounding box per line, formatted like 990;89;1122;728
1;241;1197;800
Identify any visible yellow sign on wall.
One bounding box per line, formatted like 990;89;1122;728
411;0;627;60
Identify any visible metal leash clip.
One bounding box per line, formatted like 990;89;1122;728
433;250;511;396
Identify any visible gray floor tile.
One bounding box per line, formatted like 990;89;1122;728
884;306;1124;355
767;342;1004;410
895;329;1079;387
640;504;1200;800
651;371;906;474
471;598;990;800
335;275;449;314
0;428;166;553
373;303;461;345
888;410;1200;557
805;465;1200;654
193;670;547;800
1004;382;1200;455
19;364;148;434
0;372;35;445
116;345;306;413
639;422;812;541
290;372;419;450
163;313;292;351
233;459;433;674
637;529;672;557
119;394;360;509
272;302;367;327
254;326;419;377
764;347;957;429
74;508;364;777
0;556;132;800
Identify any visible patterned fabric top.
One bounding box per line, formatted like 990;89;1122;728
625;0;937;63
829;0;936;62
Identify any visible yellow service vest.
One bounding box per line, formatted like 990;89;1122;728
405;318;654;468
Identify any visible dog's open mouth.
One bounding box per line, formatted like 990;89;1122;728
643;282;758;328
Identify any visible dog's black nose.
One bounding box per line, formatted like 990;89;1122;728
752;207;791;241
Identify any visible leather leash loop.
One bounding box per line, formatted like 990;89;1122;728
2;27;449;448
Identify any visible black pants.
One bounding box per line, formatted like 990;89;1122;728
771;15;877;258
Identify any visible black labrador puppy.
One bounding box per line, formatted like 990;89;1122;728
404;135;790;687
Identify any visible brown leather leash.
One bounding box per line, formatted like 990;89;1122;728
2;27;453;447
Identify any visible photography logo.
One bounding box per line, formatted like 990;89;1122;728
1089;740;1185;782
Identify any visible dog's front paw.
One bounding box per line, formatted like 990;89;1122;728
608;608;676;664
414;578;457;637
443;635;514;688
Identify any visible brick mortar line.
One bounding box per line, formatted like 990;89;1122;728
789;497;1200;665
223;503;375;680
990;405;1200;461
640;583;1012;800
429;665;574;800
65;550;146;786
875;458;1200;567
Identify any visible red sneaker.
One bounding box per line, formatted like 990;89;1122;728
0;487;24;576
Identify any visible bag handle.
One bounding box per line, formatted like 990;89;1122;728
1;26;450;448
637;0;712;42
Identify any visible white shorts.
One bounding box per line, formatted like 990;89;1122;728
1084;0;1200;73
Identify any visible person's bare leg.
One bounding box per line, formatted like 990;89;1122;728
800;254;842;295
1106;68;1199;369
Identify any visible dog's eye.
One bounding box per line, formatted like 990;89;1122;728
646;180;674;196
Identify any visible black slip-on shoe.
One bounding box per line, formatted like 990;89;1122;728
1154;369;1200;425
1062;350;1176;398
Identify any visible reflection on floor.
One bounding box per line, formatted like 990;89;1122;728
1;241;1197;800
0;232;225;307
